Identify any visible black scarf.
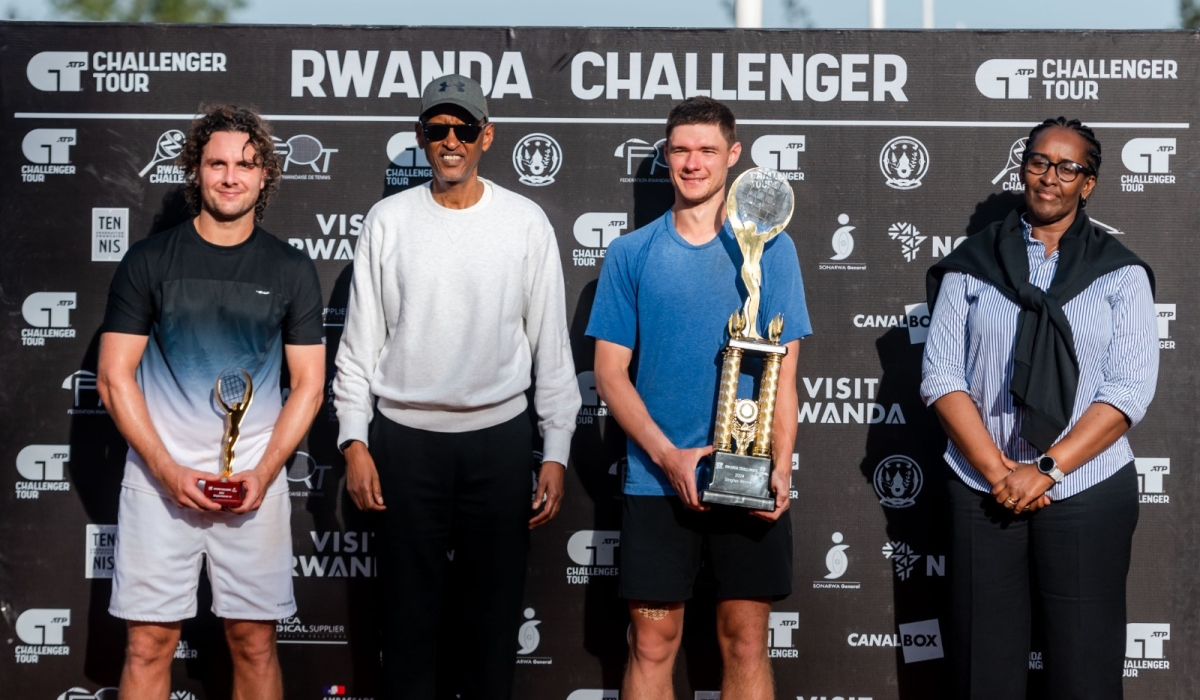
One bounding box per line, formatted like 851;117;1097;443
926;208;1154;452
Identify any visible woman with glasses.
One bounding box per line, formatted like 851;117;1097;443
920;117;1159;699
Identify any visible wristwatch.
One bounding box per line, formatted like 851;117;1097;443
338;439;359;453
1036;454;1065;483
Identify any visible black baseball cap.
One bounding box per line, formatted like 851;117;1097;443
420;74;488;122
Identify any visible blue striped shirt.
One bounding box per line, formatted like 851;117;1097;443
920;218;1159;499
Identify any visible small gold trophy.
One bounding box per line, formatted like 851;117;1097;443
198;368;254;507
701;168;795;511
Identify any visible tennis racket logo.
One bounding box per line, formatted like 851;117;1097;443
139;130;185;178
273;134;338;173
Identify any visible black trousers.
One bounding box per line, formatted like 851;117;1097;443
370;412;533;700
947;462;1138;700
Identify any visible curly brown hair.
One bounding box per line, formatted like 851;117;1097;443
179;104;281;222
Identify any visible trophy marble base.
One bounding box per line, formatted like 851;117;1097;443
702;452;776;511
197;479;245;507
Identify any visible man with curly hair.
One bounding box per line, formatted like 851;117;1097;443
96;104;326;700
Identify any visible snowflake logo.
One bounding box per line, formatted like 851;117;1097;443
888;222;926;262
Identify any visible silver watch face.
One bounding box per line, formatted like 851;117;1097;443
1037;456;1056;474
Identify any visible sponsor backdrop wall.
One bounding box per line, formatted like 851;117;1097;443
1;23;1195;700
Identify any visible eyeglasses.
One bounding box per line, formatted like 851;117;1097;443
420;121;485;144
1024;153;1094;182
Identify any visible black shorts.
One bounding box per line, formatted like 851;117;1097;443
618;494;793;602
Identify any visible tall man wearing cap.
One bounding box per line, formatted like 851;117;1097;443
332;75;581;698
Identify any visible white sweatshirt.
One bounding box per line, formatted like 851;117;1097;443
332;179;581;465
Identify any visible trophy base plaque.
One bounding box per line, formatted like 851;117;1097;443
197;479;245;507
702;452;776;511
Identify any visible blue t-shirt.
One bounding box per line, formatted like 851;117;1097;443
585;211;812;496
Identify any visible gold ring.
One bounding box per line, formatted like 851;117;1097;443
1005;497;1017;506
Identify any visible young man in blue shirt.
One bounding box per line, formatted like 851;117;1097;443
587;97;811;699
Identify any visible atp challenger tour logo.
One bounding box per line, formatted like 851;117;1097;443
1125;623;1170;677
975;57;1177;100
1155;304;1175;350
1135;458;1169;504
385;131;432;189
22;129;76;181
15;444;71;499
27;50;227;93
565;530;620;584
21;292;77;346
14;608;71;663
1121;138;1176;192
570;52;907;102
767;612;799;658
576;371;609;425
750;135;805;180
572;213;629;267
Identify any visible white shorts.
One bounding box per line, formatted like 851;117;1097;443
109;486;297;622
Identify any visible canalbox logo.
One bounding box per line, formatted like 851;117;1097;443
565;530;620;584
975;58;1178;100
898;619;943;663
27;50;228;93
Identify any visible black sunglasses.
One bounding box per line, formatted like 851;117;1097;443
420;121;485;144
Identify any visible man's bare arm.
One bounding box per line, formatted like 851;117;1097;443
594;339;711;510
97;332;220;511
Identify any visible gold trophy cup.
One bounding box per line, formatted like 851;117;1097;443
701;167;795;511
198;368;254;506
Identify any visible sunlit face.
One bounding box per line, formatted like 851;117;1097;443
197;130;266;223
666;123;742;207
1021;126;1097;226
416;108;494;187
